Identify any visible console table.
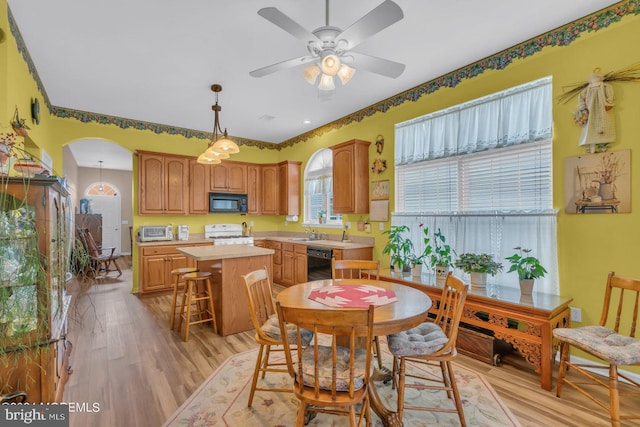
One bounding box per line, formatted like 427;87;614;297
378;269;573;391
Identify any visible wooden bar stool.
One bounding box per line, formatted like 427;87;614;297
178;272;218;341
169;267;198;330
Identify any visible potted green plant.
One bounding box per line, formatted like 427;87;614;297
505;247;547;295
454;252;503;288
407;224;432;277
382;225;413;273
429;228;456;285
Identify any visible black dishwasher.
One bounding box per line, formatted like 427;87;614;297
307;246;333;281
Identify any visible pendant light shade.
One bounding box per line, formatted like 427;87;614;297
197;84;239;164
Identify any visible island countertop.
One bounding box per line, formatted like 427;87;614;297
177;245;274;261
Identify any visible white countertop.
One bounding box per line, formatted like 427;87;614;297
177;245;274;261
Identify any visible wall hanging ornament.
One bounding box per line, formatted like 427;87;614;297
371;158;387;174
558;63;640;153
375;135;384;154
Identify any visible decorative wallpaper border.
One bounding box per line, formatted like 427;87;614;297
8;1;639;151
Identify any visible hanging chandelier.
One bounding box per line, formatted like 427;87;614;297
197;84;239;165
98;160;104;192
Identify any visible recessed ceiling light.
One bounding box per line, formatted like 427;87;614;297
303;120;311;124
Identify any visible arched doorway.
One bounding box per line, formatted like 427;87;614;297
84;182;122;253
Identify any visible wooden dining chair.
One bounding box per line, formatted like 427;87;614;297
242;267;313;407
77;227;122;278
386;272;469;425
332;258;384;370
553;272;640;427
276;301;374;427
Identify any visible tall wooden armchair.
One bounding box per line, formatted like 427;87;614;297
332;258;384;370
77;228;122;278
276;302;374;427
553;272;640;427
241;267;313;407
386;272;469;425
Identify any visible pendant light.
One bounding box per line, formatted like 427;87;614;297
198;84;239;164
98;160;104;192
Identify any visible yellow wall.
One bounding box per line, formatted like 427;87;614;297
3;1;640;336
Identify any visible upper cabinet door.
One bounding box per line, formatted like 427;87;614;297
331;139;370;214
138;151;188;215
139;153;165;214
189;159;210;214
210;162;247;193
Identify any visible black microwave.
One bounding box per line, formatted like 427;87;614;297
209;192;248;213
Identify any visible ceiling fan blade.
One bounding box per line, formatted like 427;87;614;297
349;51;405;78
250;56;316;78
258;7;320;43
337;0;403;49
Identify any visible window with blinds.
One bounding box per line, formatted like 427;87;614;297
397;140;552;213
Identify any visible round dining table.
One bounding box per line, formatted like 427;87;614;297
276;278;432;427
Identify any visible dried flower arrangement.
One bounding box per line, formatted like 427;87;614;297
595;151;623;184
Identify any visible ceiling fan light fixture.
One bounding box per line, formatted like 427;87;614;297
321;54;341;76
303;64;321;85
337;63;356;85
318;73;336;91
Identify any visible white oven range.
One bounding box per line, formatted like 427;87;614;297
204;223;254;246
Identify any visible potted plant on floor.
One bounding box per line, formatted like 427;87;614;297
382;225;413;273
429;228;456;286
454;252;502;288
505;247;547;295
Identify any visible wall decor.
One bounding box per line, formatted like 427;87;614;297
371;158;387;174
564;150;631;214
375;135;384;154
370;200;389;222
372;180;389;200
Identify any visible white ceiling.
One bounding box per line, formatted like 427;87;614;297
8;0;619;171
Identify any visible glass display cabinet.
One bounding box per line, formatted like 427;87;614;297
0;176;73;403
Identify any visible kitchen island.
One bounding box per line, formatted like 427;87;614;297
177;245;274;336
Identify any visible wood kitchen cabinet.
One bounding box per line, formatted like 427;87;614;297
210;161;247;193
138;151;189;215
280;242;307;287
330;139;370;214
261;165;279;215
294;244;308;284
333;247;374;261
138;243;210;295
278;160;301;216
265;240;282;283
247;164;261;214
189;159;210;214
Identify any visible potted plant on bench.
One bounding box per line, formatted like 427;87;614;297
382;225;413;273
455;252;502;289
505;247;547;295
408;224;432;277
429;228;456;286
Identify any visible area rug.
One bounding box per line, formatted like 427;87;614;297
163;348;521;427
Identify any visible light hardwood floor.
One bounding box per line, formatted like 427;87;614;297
63;267;639;426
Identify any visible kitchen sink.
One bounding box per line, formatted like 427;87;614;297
289;237;310;241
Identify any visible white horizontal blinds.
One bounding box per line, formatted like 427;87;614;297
458;140;552;211
396;157;458;212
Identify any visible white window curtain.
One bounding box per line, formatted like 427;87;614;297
393;77;558;294
395;76;552;164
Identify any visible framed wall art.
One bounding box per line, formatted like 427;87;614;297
371;179;389;200
564;150;631;214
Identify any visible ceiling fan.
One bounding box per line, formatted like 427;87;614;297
249;0;405;91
